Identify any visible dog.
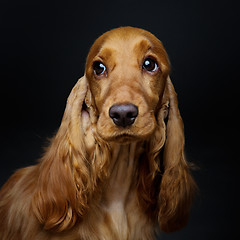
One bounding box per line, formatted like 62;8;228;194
0;26;196;240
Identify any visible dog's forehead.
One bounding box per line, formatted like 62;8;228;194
101;27;162;50
98;36;151;60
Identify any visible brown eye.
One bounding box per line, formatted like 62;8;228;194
142;58;158;72
93;61;106;76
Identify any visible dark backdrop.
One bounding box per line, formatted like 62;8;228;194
0;0;238;239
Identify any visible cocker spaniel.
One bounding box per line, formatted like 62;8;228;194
0;26;196;240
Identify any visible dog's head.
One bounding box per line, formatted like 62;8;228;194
85;27;170;143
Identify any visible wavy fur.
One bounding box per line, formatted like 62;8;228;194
0;27;196;240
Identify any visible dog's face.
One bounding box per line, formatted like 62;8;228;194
85;27;170;143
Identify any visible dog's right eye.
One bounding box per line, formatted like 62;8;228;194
93;61;106;76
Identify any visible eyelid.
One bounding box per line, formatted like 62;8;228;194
143;55;159;66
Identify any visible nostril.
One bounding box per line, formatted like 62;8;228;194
111;112;120;120
109;105;123;125
109;104;138;127
126;110;138;119
109;109;119;119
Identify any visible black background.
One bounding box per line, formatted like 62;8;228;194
0;0;239;239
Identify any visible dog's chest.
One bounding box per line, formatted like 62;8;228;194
105;201;129;238
102;143;138;238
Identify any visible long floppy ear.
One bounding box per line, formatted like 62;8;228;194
158;77;196;232
32;76;95;232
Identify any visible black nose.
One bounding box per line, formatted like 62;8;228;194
109;104;138;127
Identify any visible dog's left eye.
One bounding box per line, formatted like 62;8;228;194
142;58;158;72
93;61;106;76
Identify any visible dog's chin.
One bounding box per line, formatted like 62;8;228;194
101;135;139;145
110;134;139;144
97;127;155;144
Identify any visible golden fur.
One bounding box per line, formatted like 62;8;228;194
0;27;196;240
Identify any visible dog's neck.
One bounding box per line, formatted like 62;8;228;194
102;142;143;205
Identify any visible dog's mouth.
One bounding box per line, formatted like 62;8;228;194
94;102;157;144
